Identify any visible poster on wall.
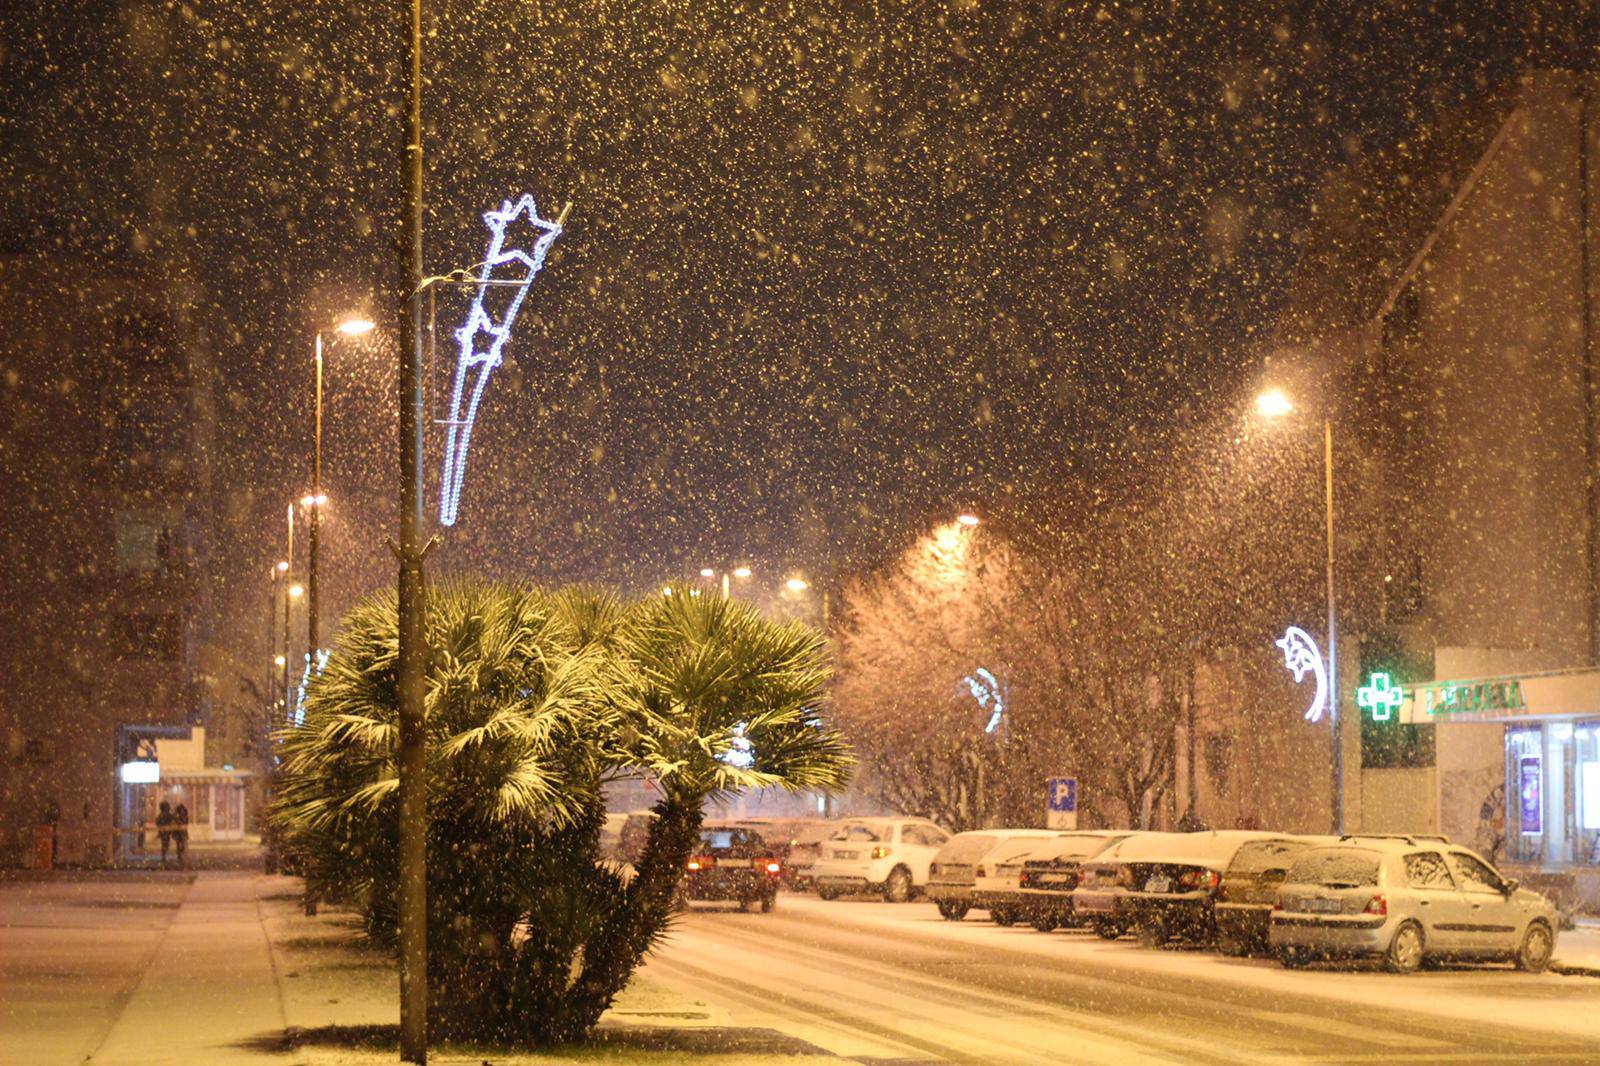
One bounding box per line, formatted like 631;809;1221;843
1582;761;1600;832
1519;755;1542;835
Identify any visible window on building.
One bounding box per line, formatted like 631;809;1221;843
110;612;181;661
114;512;175;572
1204;734;1232;794
1403;851;1455;890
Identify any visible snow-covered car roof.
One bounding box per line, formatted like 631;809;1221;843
1021;832;1131;864
935;832;1001;863
1089;830;1289;869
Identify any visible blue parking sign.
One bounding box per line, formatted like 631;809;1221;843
1047;777;1077;812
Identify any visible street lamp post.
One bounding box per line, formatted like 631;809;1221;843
283;504;295;720
1256;388;1344;835
700;565;752;598
306;317;373;670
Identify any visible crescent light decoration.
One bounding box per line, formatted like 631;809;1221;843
438;194;565;527
1275;626;1328;723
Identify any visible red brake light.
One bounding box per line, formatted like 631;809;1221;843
687;855;714;871
686;860;701;871
1178;869;1219;891
1363;893;1387;917
1272;893;1284;912
871;846;891;859
975;865;987;878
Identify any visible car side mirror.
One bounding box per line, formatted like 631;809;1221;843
1502;878;1518;896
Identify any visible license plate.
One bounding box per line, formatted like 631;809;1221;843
1305;897;1341;913
831;850;857;861
1037;873;1068;884
1144;877;1170;893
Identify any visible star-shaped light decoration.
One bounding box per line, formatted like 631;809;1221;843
438;194;565;527
1274;626;1328;723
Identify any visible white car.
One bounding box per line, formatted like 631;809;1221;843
926;829;1063;921
1269;835;1560;973
811;817;951;902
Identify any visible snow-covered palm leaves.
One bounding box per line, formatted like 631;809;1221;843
268;578;852;1045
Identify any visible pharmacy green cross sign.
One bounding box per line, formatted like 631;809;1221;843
1358;672;1405;722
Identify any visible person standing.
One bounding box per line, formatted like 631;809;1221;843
155;801;175;868
173;803;191;870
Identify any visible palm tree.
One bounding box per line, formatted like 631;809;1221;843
271;579;852;1045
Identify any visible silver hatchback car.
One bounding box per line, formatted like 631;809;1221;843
1268;835;1559;973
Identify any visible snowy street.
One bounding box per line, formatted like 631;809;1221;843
640;894;1600;1065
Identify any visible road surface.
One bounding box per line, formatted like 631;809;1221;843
639;893;1600;1065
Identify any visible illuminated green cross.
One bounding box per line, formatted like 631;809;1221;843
1358;672;1404;722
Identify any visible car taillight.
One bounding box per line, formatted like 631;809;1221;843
929;862;939;875
1272;893;1284;912
871;846;891;859
687;855;714;870
1018;870;1033;887
1178;869;1220;891
686;860;701;871
764;861;782;875
1216;883;1229;903
975;865;987;878
1363;894;1387;917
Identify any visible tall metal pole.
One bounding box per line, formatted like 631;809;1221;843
283;504;295;723
269;564;282;721
1324;416;1343;835
396;0;430;1056
309;333;324;663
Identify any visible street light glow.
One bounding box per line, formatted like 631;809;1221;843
289;584;305;598
733;566;752;579
785;577;810;593
700;568;715;578
336;316;376;335
276;560;289;573
956;513;981;526
1256;388;1295;418
662;586;674;597
300;493;329;507
274;654;287;667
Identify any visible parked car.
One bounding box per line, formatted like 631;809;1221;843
1008;832;1133;931
737;818;836;890
680;823;785;912
810;817;951;902
971;831;1097;926
1072;830;1280;946
927;829;1062;921
1213;835;1335;956
1268;835;1560;973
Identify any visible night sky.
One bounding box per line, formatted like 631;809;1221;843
0;0;1581;652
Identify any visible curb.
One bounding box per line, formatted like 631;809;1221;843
1552;961;1600;978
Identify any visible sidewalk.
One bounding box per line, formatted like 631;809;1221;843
1552;918;1600;977
86;872;287;1064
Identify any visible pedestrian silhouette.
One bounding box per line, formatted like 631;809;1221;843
174;803;190;870
155;801;175;867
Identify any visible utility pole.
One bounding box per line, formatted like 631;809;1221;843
1324;416;1343;836
283;504;295;722
395;0;430;1057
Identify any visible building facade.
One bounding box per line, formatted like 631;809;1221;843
0;254;216;865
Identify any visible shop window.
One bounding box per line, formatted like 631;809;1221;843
1505;727;1543;865
1578;723;1600;865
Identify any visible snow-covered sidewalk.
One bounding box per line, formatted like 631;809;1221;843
88;872;287;1064
1553;918;1600;976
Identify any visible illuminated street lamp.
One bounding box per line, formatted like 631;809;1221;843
308;316;375;668
785;577;810;593
1257;387;1343;834
700;565;753;598
956;512;981;527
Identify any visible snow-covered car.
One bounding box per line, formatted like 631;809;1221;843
1072;830;1281;946
1008;832;1133;931
680;823;786;912
736;818;836;889
970;831;1093;926
1268;835;1560;973
1213;835;1335;955
926;829;1062;921
810;817;951;902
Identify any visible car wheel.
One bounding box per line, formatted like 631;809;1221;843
818;886;842;901
1030;912;1059;933
1135;918;1169;949
883;866;913;903
991;907;1018;927
760;894;776;914
1277;946;1311;969
1515;922;1553;973
1384;920;1425;974
1092;919;1124;940
937;900;969;921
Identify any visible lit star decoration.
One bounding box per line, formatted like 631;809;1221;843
438;194;565;527
1274;626;1328;723
1357;672;1404;723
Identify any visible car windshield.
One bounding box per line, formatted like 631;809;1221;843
699;828;763;852
1228;840;1307;874
1286;848;1382;888
829;823;884;843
